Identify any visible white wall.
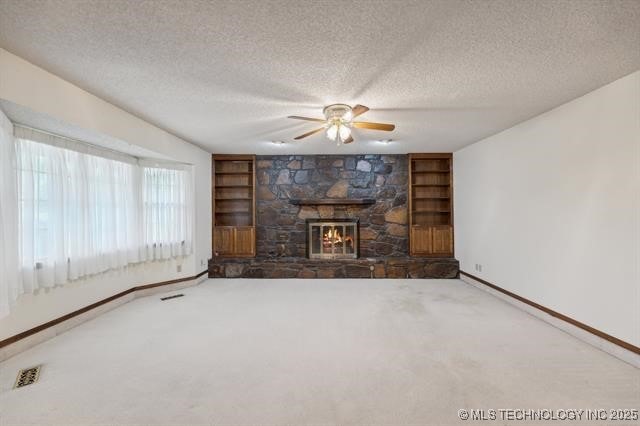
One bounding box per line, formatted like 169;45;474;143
454;71;640;347
0;49;212;339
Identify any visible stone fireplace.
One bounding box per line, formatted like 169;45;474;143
307;219;359;259
209;154;459;279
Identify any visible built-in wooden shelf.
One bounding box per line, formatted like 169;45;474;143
409;153;454;257
213;155;256;257
289;199;376;206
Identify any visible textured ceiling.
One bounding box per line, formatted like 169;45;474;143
0;0;638;154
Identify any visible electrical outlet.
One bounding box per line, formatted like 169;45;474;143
177;265;182;273
201;259;205;266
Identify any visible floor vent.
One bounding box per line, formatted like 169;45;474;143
14;365;41;389
161;294;184;301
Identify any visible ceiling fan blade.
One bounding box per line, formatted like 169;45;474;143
353;121;395;131
351;104;369;118
294;127;325;140
343;135;354;144
288;115;326;123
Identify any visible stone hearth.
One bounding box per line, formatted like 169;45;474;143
209;257;459;279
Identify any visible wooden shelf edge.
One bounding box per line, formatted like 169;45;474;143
214;171;253;175
215;211;251;214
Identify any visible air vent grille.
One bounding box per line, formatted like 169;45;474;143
161;294;184;301
14;365;41;389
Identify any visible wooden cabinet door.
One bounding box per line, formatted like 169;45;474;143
214;227;234;255
234;227;255;256
411;225;453;256
411;226;432;254
431;226;453;255
214;226;255;257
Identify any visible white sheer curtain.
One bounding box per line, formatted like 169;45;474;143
141;164;193;260
0;110;21;318
15;130;142;291
0;126;194;317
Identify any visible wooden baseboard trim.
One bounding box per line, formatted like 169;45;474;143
460;270;640;355
0;269;208;349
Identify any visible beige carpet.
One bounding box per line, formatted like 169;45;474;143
0;279;638;425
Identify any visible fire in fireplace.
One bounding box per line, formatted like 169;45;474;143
307;219;359;259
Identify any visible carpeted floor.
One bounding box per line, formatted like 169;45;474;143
0;279;638;425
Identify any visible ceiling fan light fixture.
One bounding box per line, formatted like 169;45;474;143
288;103;394;145
339;124;351;140
323;103;352;122
326;123;339;141
326;123;351;145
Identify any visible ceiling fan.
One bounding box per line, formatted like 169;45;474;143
288;104;395;145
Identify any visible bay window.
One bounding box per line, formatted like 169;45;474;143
8;126;193;298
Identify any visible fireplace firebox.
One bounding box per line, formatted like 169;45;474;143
307;219;359;259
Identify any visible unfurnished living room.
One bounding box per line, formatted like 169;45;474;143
0;1;639;425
